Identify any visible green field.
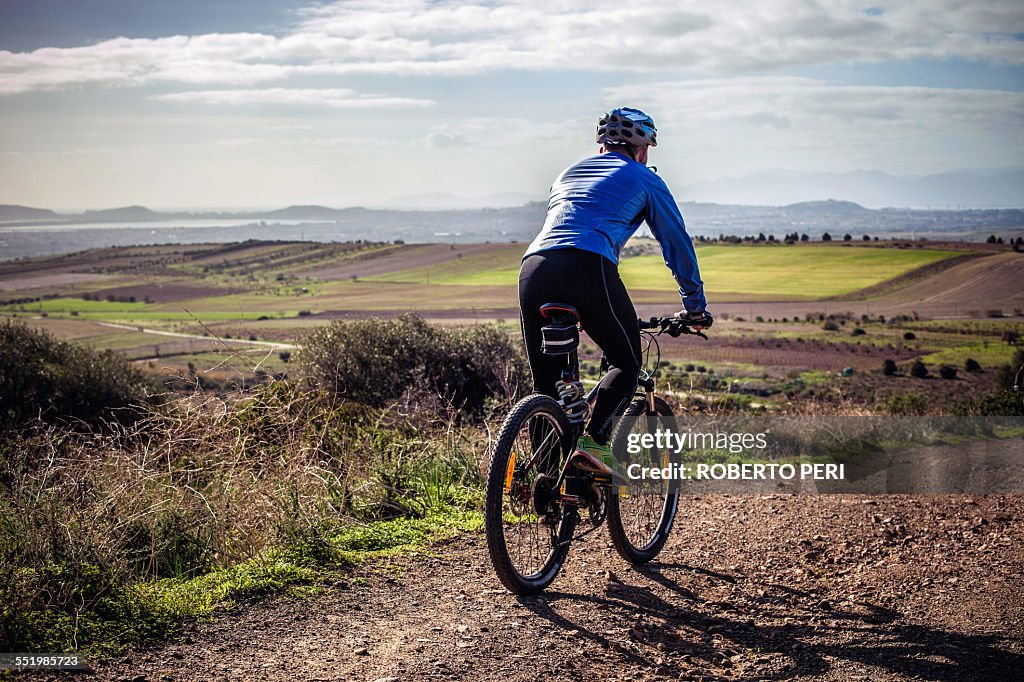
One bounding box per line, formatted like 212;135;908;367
362;244;960;299
2;240;1018;398
621;245;959;298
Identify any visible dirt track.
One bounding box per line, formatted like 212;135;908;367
92;495;1022;682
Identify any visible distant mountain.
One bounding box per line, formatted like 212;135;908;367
81;205;166;221
781;199;872;216
683;169;1024;209
256;205;350;220
0;204;61;221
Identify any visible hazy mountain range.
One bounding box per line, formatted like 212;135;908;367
377;169;1024;210
682;168;1024;209
2;197;1022;263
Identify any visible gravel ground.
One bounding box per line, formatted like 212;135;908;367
70;495;1024;681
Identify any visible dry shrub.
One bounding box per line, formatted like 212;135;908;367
0;319;157;433
0;382;487;650
299;314;528;417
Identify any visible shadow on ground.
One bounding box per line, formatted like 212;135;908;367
521;561;1022;681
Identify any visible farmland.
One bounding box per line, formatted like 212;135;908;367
1;238;1022;412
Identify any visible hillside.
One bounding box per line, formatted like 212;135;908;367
94;493;1024;681
0;204;61;221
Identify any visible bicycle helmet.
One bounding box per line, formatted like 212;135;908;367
596;107;657;147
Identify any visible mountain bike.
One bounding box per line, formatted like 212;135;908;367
484;303;707;594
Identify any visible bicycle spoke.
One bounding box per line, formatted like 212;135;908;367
616;413;672;551
501;412;561;578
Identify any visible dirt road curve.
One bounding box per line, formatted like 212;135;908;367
93;495;1022;682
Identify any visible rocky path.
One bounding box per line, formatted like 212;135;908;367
93;495;1022;681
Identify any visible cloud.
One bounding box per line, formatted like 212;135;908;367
1;1;1022;94
604;77;1024;174
426;130;471;148
153;87;435;108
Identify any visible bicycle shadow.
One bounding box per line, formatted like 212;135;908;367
518;561;1022;680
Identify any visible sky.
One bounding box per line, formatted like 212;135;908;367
0;0;1022;210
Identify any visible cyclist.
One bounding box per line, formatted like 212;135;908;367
519;107;711;481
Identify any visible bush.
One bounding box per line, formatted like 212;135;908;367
972;390;1024;416
885;393;928;415
882;359;898;376
903;331;917;340
0;320;155;433
822;320;839;332
910;359;928;378
964;358;981;372
851;327;866;336
299;314;528;417
997;349;1024;390
938;365;957;380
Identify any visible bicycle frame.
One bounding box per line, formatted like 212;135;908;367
538;315;707;506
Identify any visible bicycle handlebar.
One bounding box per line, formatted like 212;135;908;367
637;315;709;340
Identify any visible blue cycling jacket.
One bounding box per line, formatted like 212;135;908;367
524;151;707;312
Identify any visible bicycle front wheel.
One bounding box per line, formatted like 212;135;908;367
606;395;679;564
484;394;577;594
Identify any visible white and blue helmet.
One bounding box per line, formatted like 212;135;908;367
596;107;657;147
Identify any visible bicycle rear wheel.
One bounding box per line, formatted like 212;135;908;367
606;396;679;564
484;394;577;594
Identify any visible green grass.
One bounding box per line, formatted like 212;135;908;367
1;297;150;313
620;245;960;299
919;342;1018;368
18;509;483;660
358;244;960;299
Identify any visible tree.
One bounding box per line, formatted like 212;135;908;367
843;233;852;242
882;359;897;376
910;359;928;378
800;233;809;242
822;232;832;242
863;234;871;241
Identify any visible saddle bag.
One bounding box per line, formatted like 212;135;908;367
540;319;579;355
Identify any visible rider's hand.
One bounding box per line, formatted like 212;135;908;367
675;309;713;331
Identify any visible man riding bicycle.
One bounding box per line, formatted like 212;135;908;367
519;107;711;482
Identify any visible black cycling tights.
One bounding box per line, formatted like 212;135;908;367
519;248;641;444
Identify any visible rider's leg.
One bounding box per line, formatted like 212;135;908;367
518;254;568;400
579;252;641;445
519;253;575;475
519;248;640;444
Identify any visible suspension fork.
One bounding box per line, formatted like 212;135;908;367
640;375;656;414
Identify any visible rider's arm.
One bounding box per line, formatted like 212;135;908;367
644;174;708;313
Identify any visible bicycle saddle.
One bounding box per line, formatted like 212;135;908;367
539;302;579;323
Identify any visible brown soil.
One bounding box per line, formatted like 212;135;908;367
301;244;513;281
681;252;1024;320
84;284;241;303
646;334;923;373
868;252;1024;312
88;494;1022;681
0;272;108;292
